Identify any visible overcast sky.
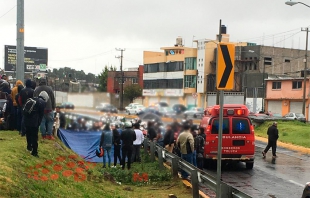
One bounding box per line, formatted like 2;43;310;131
1;0;310;75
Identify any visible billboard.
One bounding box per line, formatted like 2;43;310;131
4;45;48;73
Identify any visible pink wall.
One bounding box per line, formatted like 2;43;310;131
266;80;309;99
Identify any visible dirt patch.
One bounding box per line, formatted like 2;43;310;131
0;175;13;183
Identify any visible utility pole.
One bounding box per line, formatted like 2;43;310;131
116;48;125;110
216;20;222;105
16;0;25;83
301;27;309;116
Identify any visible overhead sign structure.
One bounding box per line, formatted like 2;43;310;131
216;43;235;90
4;45;48;73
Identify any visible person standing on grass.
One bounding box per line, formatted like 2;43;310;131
19;79;34;136
262;122;279;159
33;78;55;140
111;123;122;167
131;122;144;163
24;91;48;157
176;121;194;180
100;123;113;168
120;122;136;170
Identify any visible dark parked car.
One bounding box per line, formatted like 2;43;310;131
172;104;187;114
137;107;162;116
59;102;75;110
159;107;176;117
95;103;118;113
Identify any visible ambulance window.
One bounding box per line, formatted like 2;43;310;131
211;118;229;134
232;118;250;134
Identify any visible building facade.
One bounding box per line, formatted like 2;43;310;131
107;65;143;93
265;76;310;121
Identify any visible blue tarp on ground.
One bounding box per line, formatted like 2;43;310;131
57;129;115;163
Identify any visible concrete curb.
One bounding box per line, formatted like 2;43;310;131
255;136;310;155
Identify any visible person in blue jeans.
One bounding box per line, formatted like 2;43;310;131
100;123;113;168
33;78;55;140
176;121;194;179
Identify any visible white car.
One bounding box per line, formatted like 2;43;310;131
125;103;139;112
127;105;145;115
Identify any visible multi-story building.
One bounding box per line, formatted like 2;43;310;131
143;37;198;108
107;65;143;94
265;75;309;121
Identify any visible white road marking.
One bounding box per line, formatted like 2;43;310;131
289;180;304;187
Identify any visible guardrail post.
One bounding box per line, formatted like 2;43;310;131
157;147;164;170
220;183;231;198
144;138;148;154
191;169;199;198
150;141;155;162
171;156;179;177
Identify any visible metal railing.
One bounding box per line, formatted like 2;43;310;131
144;140;252;198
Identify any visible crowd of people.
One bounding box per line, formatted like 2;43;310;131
0;77;58;157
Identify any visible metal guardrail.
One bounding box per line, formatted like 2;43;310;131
145;140;252;198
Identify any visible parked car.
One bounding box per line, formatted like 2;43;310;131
59;102;75;110
95;103;118;113
127;105;145;115
125;103;139;111
137;107;162;116
283;112;306;123
183;107;204;119
302;182;310;198
159;107;176;117
172;104;187;114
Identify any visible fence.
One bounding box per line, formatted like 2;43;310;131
145;140;252;198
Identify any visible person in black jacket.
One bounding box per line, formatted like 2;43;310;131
147;121;157;141
163;124;175;153
111;123;122;167
19;79;34;136
15;84;24;134
262;122;279;159
24;91;48;157
120;122;136;170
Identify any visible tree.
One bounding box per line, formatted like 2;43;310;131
97;66;109;92
124;84;142;102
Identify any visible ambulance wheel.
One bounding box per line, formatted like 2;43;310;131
246;162;254;169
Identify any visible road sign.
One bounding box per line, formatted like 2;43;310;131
40;64;46;70
216;43;235;90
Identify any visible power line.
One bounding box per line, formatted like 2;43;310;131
49;49;113;62
0;5;16;19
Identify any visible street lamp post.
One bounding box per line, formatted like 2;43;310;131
286;0;309;115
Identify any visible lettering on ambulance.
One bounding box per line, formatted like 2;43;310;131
222;146;240;153
215;135;246;139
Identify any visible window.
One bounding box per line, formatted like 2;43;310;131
285;59;291;63
167;61;183;72
232;118;250;134
185;57;197;70
143;79;183;89
272;82;281;89
264;57;272;65
184;75;197;88
292;81;302;89
132;78;137;84
158;63;166;72
211;118;229;134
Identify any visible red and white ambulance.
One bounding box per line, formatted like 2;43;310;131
200;104;255;169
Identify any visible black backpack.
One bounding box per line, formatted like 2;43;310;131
23;97;37;115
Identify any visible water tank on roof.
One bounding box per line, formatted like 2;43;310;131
221;25;227;34
176;37;183;46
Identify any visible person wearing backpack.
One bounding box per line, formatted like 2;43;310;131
24;91;49;157
100;123;113;168
33;78;55;140
19;79;34;136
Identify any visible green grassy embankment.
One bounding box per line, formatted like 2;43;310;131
0;131;192;198
254;121;310;148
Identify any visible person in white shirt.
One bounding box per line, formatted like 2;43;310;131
131;122;144;163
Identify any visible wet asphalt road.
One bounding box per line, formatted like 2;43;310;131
202;141;310;198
